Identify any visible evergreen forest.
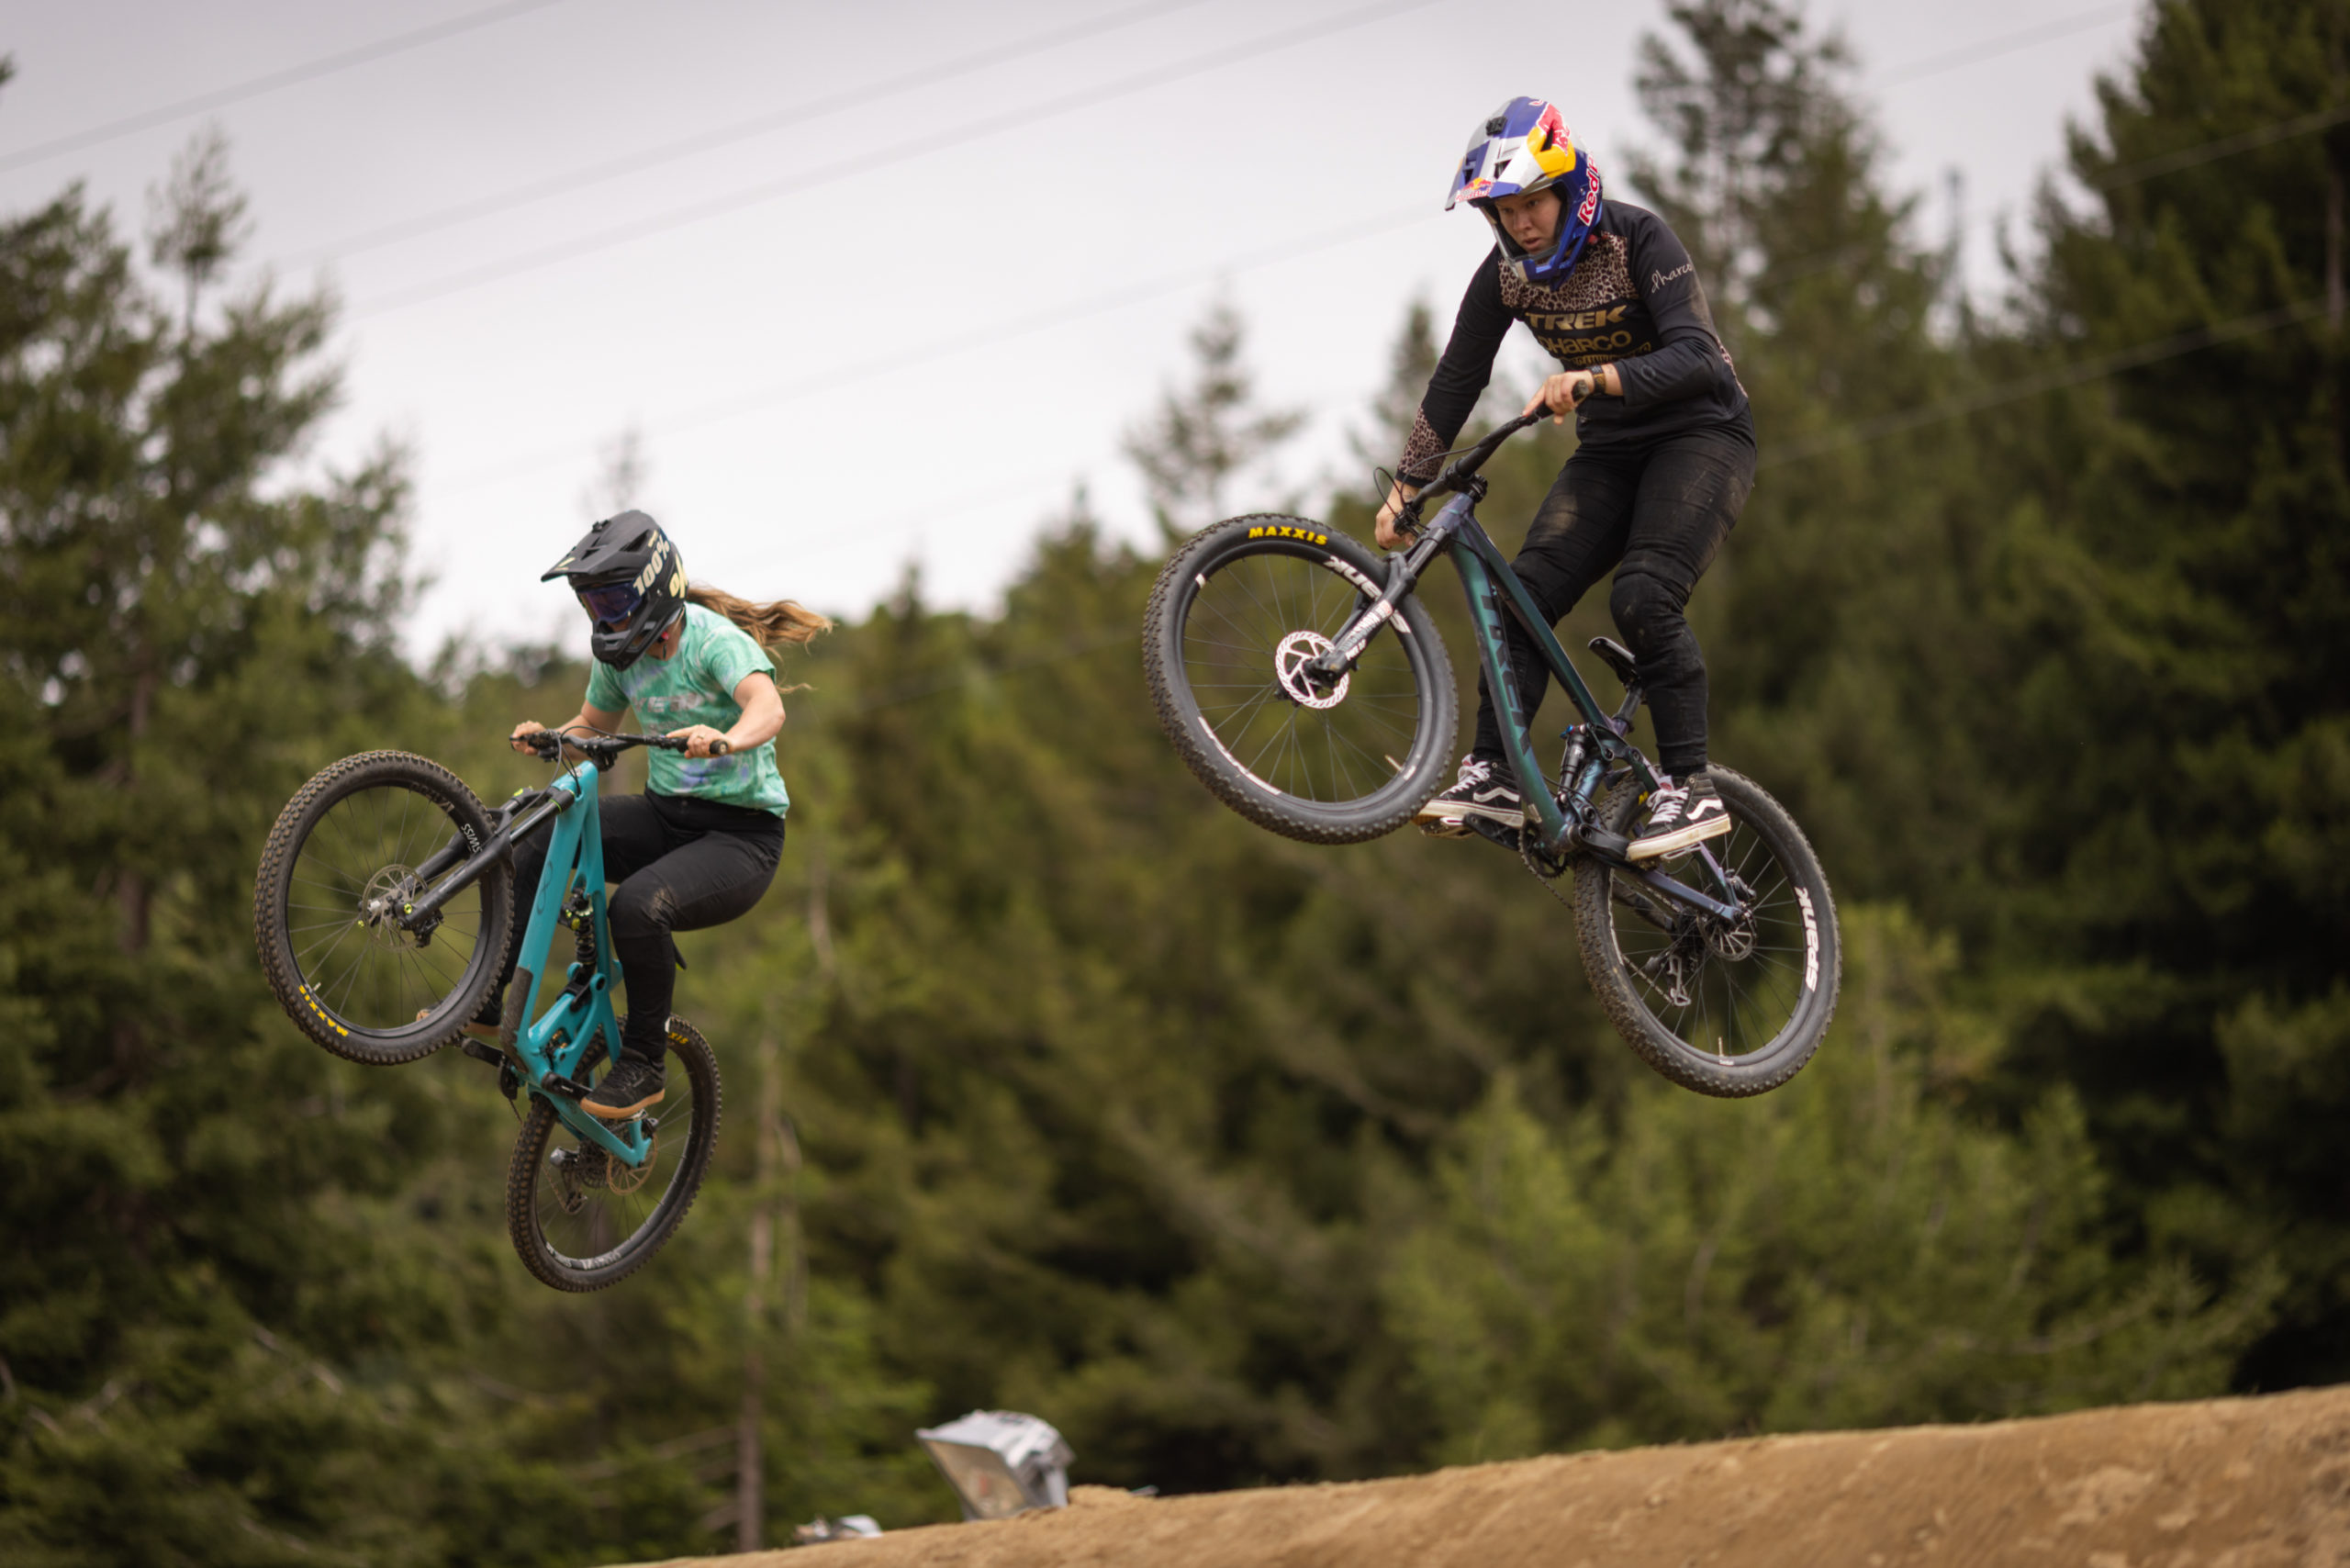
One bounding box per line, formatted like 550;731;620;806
4;2;2347;1562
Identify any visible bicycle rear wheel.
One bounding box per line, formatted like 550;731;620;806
506;1017;721;1293
1144;514;1456;844
1572;767;1839;1097
253;750;511;1067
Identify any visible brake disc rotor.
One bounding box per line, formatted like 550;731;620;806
1274;631;1348;709
605;1133;657;1193
357;865;421;949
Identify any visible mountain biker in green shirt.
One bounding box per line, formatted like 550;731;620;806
476;512;829;1118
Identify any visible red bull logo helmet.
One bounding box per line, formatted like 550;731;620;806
1445;95;1604;286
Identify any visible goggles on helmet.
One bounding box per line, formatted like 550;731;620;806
577;582;643;627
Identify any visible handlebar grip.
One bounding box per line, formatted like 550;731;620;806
710;738;732;756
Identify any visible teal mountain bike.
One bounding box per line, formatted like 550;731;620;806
1143;411;1840;1096
253;731;724;1290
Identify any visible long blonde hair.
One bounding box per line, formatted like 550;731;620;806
687;585;832;689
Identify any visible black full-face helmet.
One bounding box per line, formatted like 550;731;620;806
543;510;687;670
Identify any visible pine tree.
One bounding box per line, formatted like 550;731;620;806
1123;297;1304;536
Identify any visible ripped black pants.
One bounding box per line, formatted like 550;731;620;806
1471;428;1755;780
502;791;783;1060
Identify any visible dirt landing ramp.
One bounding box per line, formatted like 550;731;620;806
634;1384;2350;1567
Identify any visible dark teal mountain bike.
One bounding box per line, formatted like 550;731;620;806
1143;411;1840;1096
253;730;724;1290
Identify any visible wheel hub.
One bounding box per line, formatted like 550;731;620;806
357;866;424;949
1703;870;1760;960
1274;632;1348;709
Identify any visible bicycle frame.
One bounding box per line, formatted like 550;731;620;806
1318;478;1743;923
487;759;664;1169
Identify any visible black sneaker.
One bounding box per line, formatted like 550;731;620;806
1416;756;1524;837
1627;771;1733;861
581;1055;666;1119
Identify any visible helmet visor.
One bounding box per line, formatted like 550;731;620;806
577;581;643;627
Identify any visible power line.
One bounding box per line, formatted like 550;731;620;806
2090;103;2350;188
348;0;1447;319
1760;93;2350;291
1877;5;2135;86
433;202;1438;497
524;298;2332;722
1760;297;2323;468
275;0;1217;270
0;0;569;174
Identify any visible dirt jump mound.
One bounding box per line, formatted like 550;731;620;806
633;1384;2350;1567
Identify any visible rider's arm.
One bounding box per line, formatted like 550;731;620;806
1396;254;1514;489
667;673;782;758
1378;255;1512;546
1608;209;1738;410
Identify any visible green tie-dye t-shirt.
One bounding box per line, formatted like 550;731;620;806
584;604;789;816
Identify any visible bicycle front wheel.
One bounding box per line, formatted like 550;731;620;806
506;1017;721;1293
253;750;511;1067
1144;514;1456;844
1572;767;1840;1097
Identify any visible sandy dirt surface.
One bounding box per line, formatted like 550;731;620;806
632;1384;2350;1567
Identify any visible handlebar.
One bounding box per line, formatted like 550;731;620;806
521;729;732;762
1396;408;1551;531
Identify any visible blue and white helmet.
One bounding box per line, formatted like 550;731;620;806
1445;95;1604;286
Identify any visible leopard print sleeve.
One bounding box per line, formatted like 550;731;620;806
1397;252;1514;487
1396;409;1448;487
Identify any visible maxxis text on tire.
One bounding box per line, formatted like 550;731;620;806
1143;514;1456;845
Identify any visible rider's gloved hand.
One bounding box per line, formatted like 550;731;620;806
1526;365;1610;425
1374;481;1421;551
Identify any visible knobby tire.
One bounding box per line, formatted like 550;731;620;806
1572;767;1839;1097
505;1016;721;1293
1144;514;1456;844
253;750;513;1067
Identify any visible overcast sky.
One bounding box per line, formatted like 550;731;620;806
0;0;2142;655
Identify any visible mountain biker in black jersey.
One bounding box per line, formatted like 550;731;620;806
461;512;829;1117
1377;95;1754;863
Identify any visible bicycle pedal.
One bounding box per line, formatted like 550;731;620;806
1582;825;1632;861
1467;815;1524;853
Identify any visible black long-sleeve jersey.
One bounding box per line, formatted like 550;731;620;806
1397;200;1752;485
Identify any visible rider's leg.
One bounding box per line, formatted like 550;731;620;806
1606;431;1754;779
603;795;784;1064
474;796;669;1031
1609;431;1754;861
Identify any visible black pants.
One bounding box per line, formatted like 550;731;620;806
1471;428;1755;779
501;791;784;1060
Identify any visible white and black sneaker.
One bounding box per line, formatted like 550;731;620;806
1416;756;1524;838
1627;770;1733;861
